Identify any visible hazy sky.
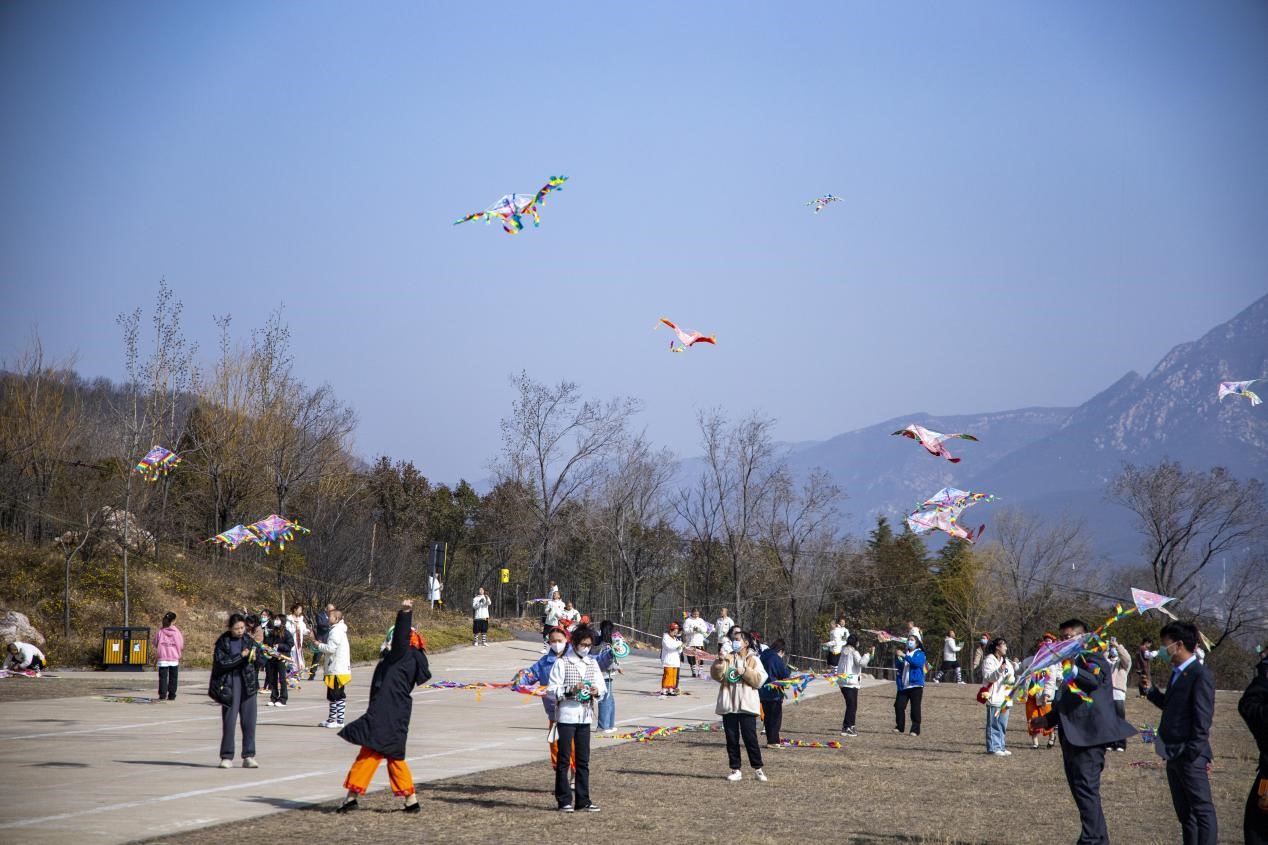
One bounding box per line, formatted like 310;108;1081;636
3;2;1266;483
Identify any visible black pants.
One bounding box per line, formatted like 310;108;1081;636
219;678;256;761
265;660;288;703
722;713;763;771
761;699;783;744
554;722;591;809
158;665;179;699
1247;769;1268;845
1166;754;1218;845
840;686;858;730
473;619;489;634
895;687;922;734
1060;737;1108;845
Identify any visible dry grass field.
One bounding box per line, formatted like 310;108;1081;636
137;680;1260;845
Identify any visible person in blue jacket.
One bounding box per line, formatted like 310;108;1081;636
758;639;792;747
522;627;573;770
894;636;927;736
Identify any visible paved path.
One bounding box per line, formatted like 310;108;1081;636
0;639;844;844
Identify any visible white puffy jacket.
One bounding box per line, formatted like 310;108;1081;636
314;620;351;675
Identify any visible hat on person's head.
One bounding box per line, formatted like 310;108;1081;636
580;615;590;625
668;621;680;631
410;629;427;651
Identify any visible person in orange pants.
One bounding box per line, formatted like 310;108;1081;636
335;600;432;814
523;628;576;771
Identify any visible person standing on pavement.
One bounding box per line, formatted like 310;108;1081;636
660;621;684;696
154;611;184;701
714;608;735;653
594;620;621;733
285;604;309;681
542;592;565;653
314;609;351;728
308;603;333;681
264;614;295;707
209;613;262;769
427;572;443;609
683;608;710;678
472;587;492;646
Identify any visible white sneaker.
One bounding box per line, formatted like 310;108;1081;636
726;770;742;781
319;720;335;728
243;757;258;768
326;721;343;729
218;759;232;769
991;750;1009;756
266;701;275;707
275;702;287;708
754;769;768;782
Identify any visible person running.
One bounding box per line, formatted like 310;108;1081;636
660;621;684;696
285;604;308;680
334;599;431;814
314;609;351;728
595;620;621;733
1137;637;1159;698
981;636;1015;755
154;612;184;700
683;608;710;678
6;640;45;672
1106;636;1133;752
308;603;334;680
712;628;768;781
263;614;295;707
935;629;964;684
759;638;791;747
472;587;491;647
547;625;606;812
836;634;873;736
714;608;735;653
209;613;262;768
826;618;850;668
894;635;927;737
542;592;565;653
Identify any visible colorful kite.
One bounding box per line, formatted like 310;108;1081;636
1130;587;1178;619
915;487;998;513
453;176;568;235
891;424;979;463
806;195;842;213
1218;379;1263;406
779;738;843;748
207;524;259;551
134;446;181;482
658;317;717;353
247;514;309;554
863;629;907;645
905;505;984;544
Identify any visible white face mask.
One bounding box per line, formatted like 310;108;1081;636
906;640;917;650
550;641;566;655
272;619;281;627
731;639;744;653
576;646;590;657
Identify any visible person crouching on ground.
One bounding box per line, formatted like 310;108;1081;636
759;638;791;748
660;621;683;696
335;599;432;814
548;624;606;812
6;640;46;672
264;614;294;707
314;609;351;728
209;613;261;768
712;628;769;782
894;636;927;737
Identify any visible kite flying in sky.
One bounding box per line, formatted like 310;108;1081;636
905;505;984;544
134;446;180;482
247;514;309;554
454;175;568;235
1218;379;1263;406
915;487;997;512
658;317;717;353
891;424;979;463
806;194;842;213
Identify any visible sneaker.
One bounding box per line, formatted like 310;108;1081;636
266;701;275;707
275;702;287;709
726;770;742;781
932;679;941;684
218;759;232;769
319;720;334;728
840;731;850;737
336;799;358;814
541;645;549;654
893;728;902;734
581;804;601;812
845;727;858;737
754;769;768;782
765;743;781;749
559;805;574;813
991;750;1010;756
957;680;966;685
243;757;258;768
603;727;617;734
909;732;919;737
403;800;421;814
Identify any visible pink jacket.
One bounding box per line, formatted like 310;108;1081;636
154;626;184;663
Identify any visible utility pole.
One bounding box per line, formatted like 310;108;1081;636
368;521;377;586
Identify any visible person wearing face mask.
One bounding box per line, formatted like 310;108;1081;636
893;636;927;737
263;613;295;707
1143;621;1217;845
712;628;769;781
209;613;263;768
1031;619;1135;845
973;633;991;683
981;637;1016;755
1239;644;1268;845
836;634;874;737
547;625;606;812
522;628;576;772
1105;636;1132;752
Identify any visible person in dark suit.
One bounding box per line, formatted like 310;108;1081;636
1142;620;1217;844
1031;618;1136;845
1240;646;1268;845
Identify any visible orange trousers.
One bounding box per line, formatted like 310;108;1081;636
662;667;679;690
549;723;577;771
343;746;415;796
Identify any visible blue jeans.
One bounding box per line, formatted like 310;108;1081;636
986;705;1008;752
598;678;615;730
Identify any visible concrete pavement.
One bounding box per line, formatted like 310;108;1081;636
0;638;842;844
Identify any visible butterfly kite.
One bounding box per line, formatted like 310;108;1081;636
454;175;567;235
906;505;985;544
207;524;259;551
134;446;181;482
658;317;717;353
915;487;997;512
1218;379;1263;406
247;514;309;554
806;194;842;213
891;424;979;463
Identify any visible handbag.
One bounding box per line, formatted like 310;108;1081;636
976;684;991;704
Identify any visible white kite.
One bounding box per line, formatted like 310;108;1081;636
1218;379;1263;406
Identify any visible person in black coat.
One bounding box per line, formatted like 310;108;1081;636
335;599;432;814
208;613;263;769
758;639;791;747
263;616;295;706
1240;647;1268;845
1031;619;1135;845
308;603;333;681
1144;621;1218;845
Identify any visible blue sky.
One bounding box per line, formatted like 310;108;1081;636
2;2;1266;483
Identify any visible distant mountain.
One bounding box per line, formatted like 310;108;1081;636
769;293;1268;560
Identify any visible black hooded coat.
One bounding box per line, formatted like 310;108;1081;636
338;608;431;759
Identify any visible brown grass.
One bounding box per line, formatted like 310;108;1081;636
137;683;1259;845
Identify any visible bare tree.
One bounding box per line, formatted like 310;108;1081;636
56;509;104;637
988;509;1091;648
495;372;638;592
1182;550;1268;648
1109;461;1265;599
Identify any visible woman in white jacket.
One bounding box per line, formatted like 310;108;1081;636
710;629;769;782
935;630;964;684
314;610;351;728
981;637;1015;756
836;634;874;736
547;626;606;812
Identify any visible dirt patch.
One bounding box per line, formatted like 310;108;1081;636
136;683;1259;844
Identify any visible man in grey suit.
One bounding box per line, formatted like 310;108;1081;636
1144;621;1218;845
1031;618;1136;845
